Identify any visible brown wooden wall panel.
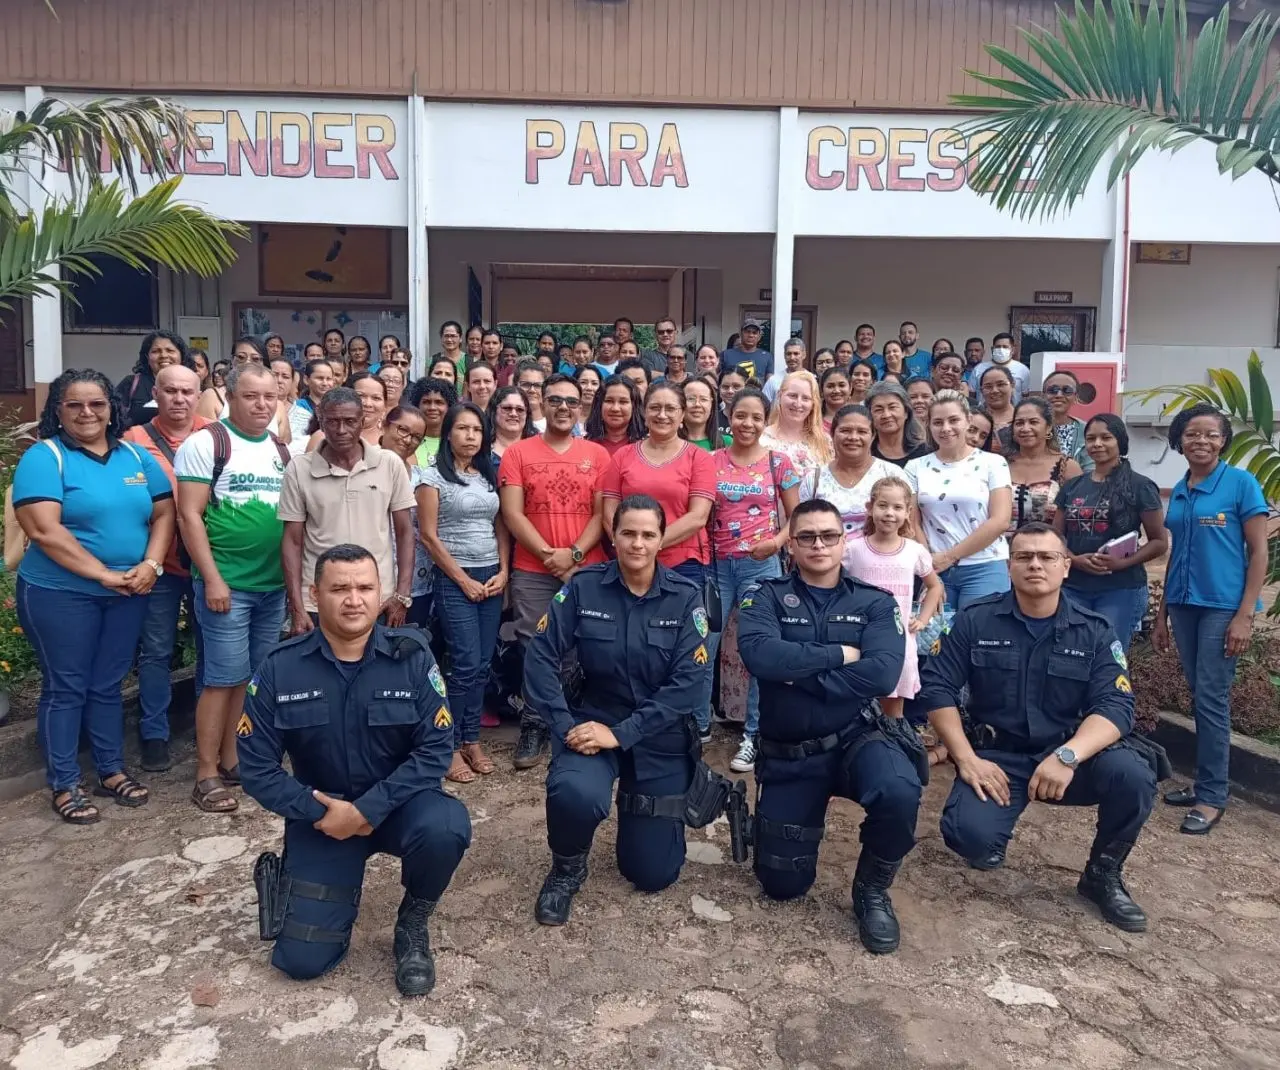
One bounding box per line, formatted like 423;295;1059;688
0;0;1248;110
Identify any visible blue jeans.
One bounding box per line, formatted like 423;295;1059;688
136;572;204;741
704;554;780;734
671;560;711;729
1066;586;1148;654
434;564;502;746
1167;604;1238;809
17;579;149;792
194;582;285;687
939;559;1010;610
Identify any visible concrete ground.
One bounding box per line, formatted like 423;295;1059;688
2;726;1279;1070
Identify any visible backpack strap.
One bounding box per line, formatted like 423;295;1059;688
268;431;292;469
206;422;233;507
141;421;176;465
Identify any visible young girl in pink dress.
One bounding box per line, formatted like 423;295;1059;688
841;475;944;717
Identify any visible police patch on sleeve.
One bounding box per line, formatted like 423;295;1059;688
693;607;709;638
893;606;905;636
434;707;453;730
246;677;258;697
235;712;253;738
1115;674;1132;695
553;586;569;604
428;664;448;698
693;644;709;665
536;613;549;634
1110;641;1128;670
740;583;760;610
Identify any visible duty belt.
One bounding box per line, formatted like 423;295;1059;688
757;722;859;762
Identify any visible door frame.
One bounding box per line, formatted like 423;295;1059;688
738;304;819;352
1008;305;1097;354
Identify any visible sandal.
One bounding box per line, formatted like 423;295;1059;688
460;743;496;775
445;753;477;784
52;787;100;825
191;777;238;813
94;771;149;808
217;763;242;787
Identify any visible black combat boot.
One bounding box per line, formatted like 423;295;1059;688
534;852;589;926
513;715;550;770
392;893;438;996
968;845;1006;871
1077;840;1147;932
851;852;902;954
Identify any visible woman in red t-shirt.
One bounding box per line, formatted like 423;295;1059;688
601;381;716;581
585;375;645;457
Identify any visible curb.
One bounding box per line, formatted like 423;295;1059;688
1151;710;1280;815
0;669;197;802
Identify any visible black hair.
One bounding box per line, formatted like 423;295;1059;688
1008;396;1058;454
314;543;376;583
134;330;192;376
428;356;458;378
819;365;852;395
979;364;1016;389
964;336;984;351
1044;368;1080;387
932;350;965;371
386;404;426;429
644;379;686;413
346;335;373;360
856;323;875;335
304;358;333;380
900;320;917;331
812;347;836;365
190;348;209;373
830;402;873;434
263;332;285;352
967;406;995;451
1167;402;1234;454
789;497;843;530
598;332;618;346
435;402;498;492
303;342;325;359
232;335;267;362
317;385;360;416
542;372;580;395
408;376;458;409
834;338;854;352
40;368;125;440
903;375;934;393
465;360;496;384
438;321;462;338
346;370;388;402
932;338;956;355
573;364;603;388
1009;521;1068;551
993;332;1015;347
573;334;594;350
536;330;559;347
850;358;879;383
718;365;747;384
727;385;770;418
613;492;666;536
616;357;650;384
585;374;645;443
380;333;403;351
613;317;635;332
480;328;503;345
488;385;536;439
515;358;545;380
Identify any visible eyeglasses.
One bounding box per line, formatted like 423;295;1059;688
518;381;544;392
388;422;425;443
385;358;410;367
544;396;581;410
1010;550;1067;564
1182;431;1223;443
1044;384;1077;397
793;531;844;548
497;405;527;416
657;327;677;335
61;399;109;413
647;405;682;417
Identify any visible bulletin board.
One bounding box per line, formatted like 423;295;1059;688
234;305;410;366
258;224;394;300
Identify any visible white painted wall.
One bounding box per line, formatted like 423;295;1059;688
793;237;1107;350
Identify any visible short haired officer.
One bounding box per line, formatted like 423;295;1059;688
523;494;711;927
237;544;471;994
737;498;922;955
920;522;1155;932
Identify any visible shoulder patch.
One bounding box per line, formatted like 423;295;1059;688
245;677;258;697
553;586;569;604
235;712;253;738
536;613;549;634
433;706;453;730
428;664;448;698
693;644;709;665
1110;641;1128;670
692;607;709;638
1115;674;1132;695
740;583;761;610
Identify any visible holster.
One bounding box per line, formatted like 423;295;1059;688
725;779;752;864
838;707;930;793
614;759;731;827
253;851;285;941
1123;732;1173;782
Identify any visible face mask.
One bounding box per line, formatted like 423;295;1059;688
992;347;1012;363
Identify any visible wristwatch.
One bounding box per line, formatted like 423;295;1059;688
144;558;164;577
394;593;413;608
1053;745;1079;769
570;545;585;564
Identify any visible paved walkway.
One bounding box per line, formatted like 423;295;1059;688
2;728;1279;1070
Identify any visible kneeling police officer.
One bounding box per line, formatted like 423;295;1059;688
523;494;714;926
737;498;922;954
239;544;471;994
920;523;1155;932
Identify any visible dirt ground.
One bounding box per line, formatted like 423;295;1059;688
2;725;1280;1070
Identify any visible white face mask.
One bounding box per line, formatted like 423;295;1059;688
991;347;1012;363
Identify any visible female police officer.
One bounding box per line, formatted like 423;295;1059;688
523;493;711;926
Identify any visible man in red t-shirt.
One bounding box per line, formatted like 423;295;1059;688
121;365;210;773
498;374;608;768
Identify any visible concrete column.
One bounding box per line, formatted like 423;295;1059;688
407;94;429;380
770;108;799;355
1097;173;1130;358
24;86;63;403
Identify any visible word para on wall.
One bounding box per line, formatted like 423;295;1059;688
525;119;689;187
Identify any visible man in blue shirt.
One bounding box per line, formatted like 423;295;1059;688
721;318;773;381
898;321;931;379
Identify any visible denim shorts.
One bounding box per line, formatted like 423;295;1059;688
194;582;286;687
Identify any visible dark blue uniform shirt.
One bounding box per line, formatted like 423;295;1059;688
237;625;454;829
736;573;905;743
918;590;1134;749
524;562;708;752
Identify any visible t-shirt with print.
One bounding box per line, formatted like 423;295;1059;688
601;441;717;567
711;448;800;558
904;448;1012;565
759;429;829;486
415;464;500;569
173;419;287;591
1056;470;1163;592
799;459;899;545
498;436;609;574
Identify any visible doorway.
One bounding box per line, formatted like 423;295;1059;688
1009;306;1096;358
738;305;818;355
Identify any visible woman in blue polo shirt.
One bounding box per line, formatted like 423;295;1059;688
12;369;175;825
1154;403;1269;836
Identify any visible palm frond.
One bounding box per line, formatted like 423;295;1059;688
0;178;246;316
951;0;1280;219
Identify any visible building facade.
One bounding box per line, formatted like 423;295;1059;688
2;0;1278;486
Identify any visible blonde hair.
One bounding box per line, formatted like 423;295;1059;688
862;475;915;538
766;370;833;463
929;389;971;419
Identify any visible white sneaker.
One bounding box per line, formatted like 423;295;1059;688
730;736;757;773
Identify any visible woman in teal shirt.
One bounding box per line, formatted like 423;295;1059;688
1154;403;1269;835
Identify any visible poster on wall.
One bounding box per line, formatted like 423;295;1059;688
176;316;222;362
235;305;409;365
258;224;393;299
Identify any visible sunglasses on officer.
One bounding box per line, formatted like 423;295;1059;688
792;529;844;548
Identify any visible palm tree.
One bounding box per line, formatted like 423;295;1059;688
0;95;244;318
951;0;1280;220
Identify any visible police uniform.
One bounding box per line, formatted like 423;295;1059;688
237;625;471;993
523;561;709;924
918;591;1155;929
736;572;921;954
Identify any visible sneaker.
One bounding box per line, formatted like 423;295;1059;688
513;721;549;770
698;727;713;746
139;738;172;772
729;735;757;773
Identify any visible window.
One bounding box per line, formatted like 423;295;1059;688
63;254;159;333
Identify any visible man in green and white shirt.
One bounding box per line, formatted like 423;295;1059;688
175;362;290;815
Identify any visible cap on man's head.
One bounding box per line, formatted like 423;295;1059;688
742;317;764;331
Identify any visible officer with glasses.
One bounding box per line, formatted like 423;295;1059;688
920;522;1155;932
737;498;923;955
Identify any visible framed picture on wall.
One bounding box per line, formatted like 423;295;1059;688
258;224;393;300
234;304;409;365
1135;242;1192;264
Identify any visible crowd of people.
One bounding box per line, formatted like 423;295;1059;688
5;313;1268;974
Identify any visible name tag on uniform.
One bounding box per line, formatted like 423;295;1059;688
829;614;865;624
1056;648;1090;659
577;608;614;620
653;619;681;627
780;616;811;625
276;689;325;703
976;639;1013;648
374;689;416;700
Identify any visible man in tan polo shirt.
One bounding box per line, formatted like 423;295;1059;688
278;386;416;636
